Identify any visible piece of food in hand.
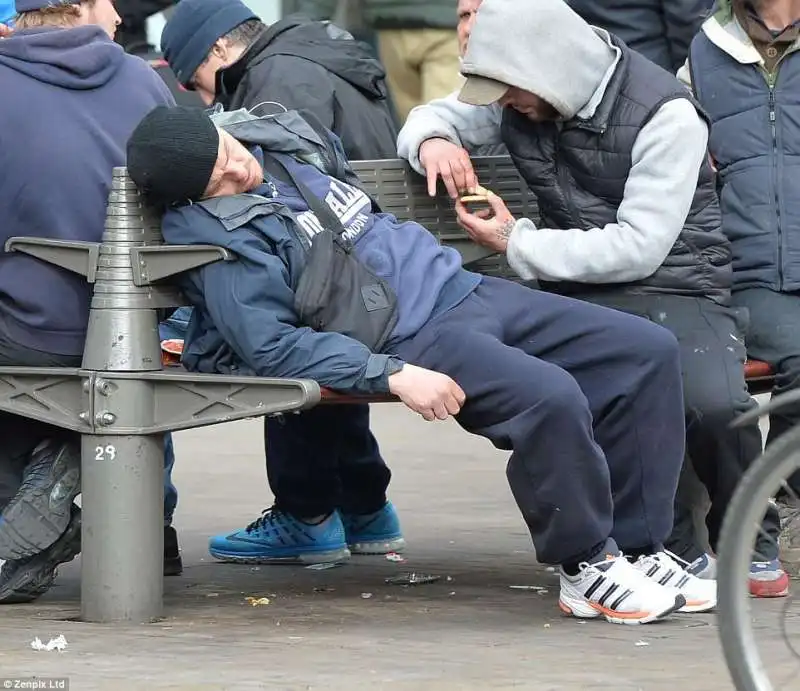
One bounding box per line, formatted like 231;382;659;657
459;184;494;214
459;183;492;203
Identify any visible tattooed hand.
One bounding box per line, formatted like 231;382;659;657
455;191;517;252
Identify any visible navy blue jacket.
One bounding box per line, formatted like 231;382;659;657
162;111;479;393
567;0;713;71
0;26;173;355
690;30;800;291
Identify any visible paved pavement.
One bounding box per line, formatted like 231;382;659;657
0;406;798;690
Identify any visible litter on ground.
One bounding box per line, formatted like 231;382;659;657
385;573;441;586
31;635;68;652
306;562;342;571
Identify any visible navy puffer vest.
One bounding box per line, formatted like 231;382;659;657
503;37;731;303
690;30;800;292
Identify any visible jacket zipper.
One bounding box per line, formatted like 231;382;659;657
768;77;783;288
555;126;581;225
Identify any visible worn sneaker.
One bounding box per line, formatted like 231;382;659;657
559;552;685;624
342;501;405;554
749;559;790;598
778;500;800;578
0;440;81;561
687;553;717;580
634;551;717;613
208;508;350;564
0;503;81;604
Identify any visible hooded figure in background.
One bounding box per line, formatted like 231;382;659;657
160;0;398;161
397;0;790;598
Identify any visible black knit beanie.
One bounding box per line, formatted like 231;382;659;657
127;106;220;205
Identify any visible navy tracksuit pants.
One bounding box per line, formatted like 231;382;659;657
267;276;686;565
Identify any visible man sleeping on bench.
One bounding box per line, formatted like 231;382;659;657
126;104;717;625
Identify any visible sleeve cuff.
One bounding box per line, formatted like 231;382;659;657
506;219;539;281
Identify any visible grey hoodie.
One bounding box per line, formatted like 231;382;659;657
397;0;710;285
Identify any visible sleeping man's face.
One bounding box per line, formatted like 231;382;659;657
202;129;264;199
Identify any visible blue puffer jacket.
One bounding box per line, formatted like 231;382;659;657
688;2;800;291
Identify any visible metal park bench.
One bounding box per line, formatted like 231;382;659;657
0;156;773;624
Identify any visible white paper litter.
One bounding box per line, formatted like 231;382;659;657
635;640;650;647
305;562;341;571
31;635;68;652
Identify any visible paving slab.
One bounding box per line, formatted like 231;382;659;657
0;406;797;690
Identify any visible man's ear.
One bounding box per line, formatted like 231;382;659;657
210;38;228;62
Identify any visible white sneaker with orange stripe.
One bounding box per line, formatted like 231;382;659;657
633;551;717;613
559;555;686;625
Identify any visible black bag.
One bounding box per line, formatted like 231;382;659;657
264;155;398;352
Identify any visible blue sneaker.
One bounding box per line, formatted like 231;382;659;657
342;502;405;554
208;508;350;564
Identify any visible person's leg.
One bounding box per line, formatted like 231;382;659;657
161;433;182;577
0;336;81;561
393;279;688;623
732;287;800;576
162;434;177;527
207;404;393;565
581;293;783;595
158;316;185;528
419;29;462;104
732;289;800;463
157;317;184;576
267;405;402;554
574;293;709;564
378;29;421;123
326;407;404;555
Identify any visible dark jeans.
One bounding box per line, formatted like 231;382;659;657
571;292;778;561
732;287;800;498
390;277;685;565
266;406;390;518
0;331;177;525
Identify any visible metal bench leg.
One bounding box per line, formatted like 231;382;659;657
80;433;164;622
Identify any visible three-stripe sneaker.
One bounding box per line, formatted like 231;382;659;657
634;551;717;613
559;553;685;625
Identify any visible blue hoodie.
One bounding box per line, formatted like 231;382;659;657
162;130;480;394
0;26;173;356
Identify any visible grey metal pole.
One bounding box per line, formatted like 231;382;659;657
80;169;173;623
80;433;164;622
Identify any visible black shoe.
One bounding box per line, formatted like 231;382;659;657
0;440;81;561
0;503;81;604
164;525;183;577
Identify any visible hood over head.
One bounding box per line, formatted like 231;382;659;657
459;0;616;119
244;16;388;100
0;25;124;88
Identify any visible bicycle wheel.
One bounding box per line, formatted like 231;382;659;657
717;423;800;691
